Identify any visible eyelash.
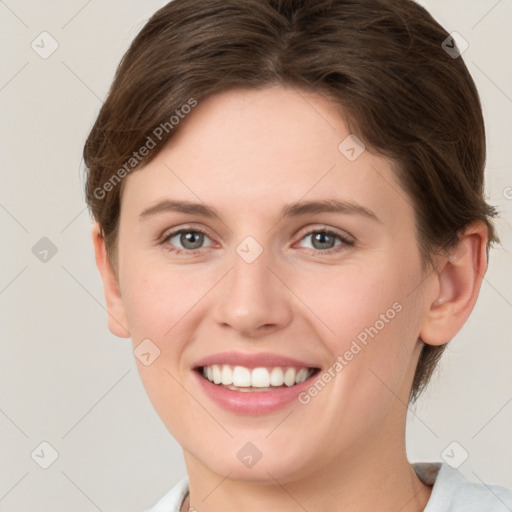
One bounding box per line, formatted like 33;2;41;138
159;225;355;256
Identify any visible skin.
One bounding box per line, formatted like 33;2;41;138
92;85;488;512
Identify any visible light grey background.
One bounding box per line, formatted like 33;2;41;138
1;1;511;510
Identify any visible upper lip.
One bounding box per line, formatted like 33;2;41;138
193;351;320;370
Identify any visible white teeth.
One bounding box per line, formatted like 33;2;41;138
212;365;222;384
284;368;296;386
221;365;233;385
201;364;315;389
232;366;252;387
295;367;309;384
251;367;270;388
269;367;284;386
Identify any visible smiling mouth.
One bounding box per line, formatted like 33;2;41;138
196;364;321;392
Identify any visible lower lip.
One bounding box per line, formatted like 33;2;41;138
193;369;318;415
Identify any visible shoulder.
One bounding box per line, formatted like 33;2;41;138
144;476;189;512
414;462;512;512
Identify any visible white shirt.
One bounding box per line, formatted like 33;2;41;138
145;462;512;511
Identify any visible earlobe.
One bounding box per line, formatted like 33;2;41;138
419;222;488;346
91;222;131;338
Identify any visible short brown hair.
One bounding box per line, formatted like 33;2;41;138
83;0;499;402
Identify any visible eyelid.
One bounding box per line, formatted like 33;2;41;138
159;223;214;241
293;224;355;244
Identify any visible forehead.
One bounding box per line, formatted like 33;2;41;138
121;86;412;228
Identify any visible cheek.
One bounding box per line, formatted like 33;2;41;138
120;252;211;341
291;255;416;349
118;256;215;419
292;255;423;407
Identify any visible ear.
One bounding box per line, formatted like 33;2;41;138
419;222;489;346
91;222;130;338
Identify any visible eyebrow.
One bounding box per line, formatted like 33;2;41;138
139;199;381;223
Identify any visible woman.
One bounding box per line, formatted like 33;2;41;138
83;0;512;510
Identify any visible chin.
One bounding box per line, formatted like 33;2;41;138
193;444;313;485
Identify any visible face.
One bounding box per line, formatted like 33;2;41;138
110;86;437;483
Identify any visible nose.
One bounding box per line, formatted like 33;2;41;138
212;246;293;338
